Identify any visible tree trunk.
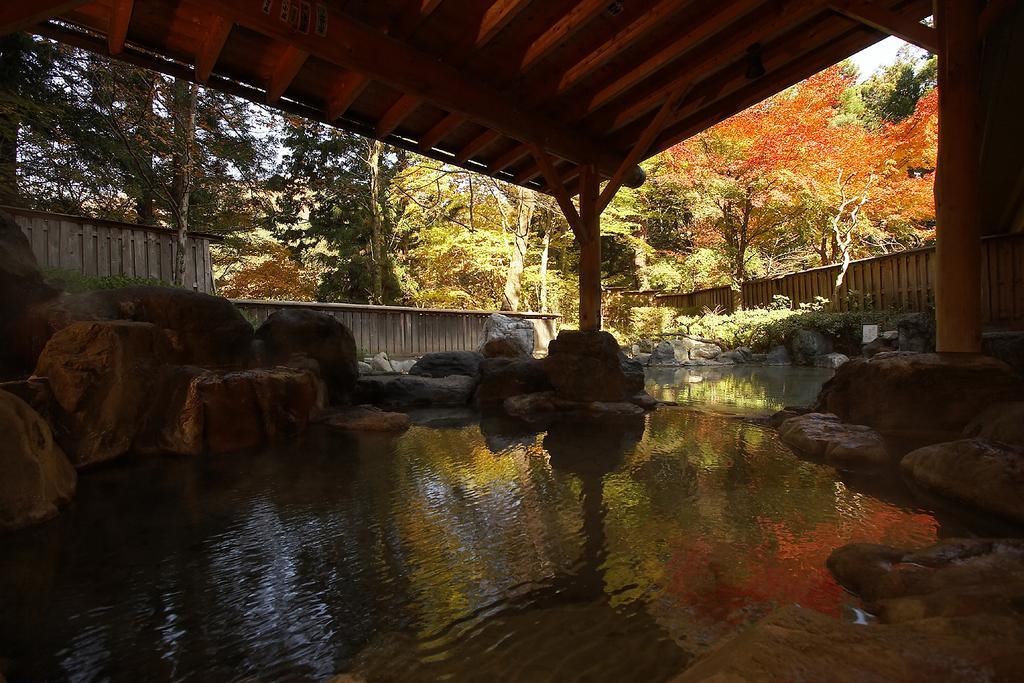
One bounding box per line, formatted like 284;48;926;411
539;225;550;313
0;37;23;205
170;78;197;287
501;186;534;311
634;221;650;290
135;74;157;224
366;139;386;304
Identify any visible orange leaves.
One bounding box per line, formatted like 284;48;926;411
217;240;319;301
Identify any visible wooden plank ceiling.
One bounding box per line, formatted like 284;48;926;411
9;0;932;195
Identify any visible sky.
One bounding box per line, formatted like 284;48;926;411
849;36;924;81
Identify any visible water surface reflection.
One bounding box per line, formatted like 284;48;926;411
1;381;957;681
646;365;835;415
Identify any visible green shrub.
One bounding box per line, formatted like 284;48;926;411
43;268;172;293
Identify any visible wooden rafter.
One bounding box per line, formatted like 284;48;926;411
418;113;464;151
377;93;420;137
830;0;937;52
487;142;530;175
194;16;232;83
572;0;769;119
519;0;609;73
0;1;87;35
204;0;627;178
327;72;369;122
107;0;133;56
266;44;309;105
588;0;833;132
551;0;692;97
391;0;444;40
471;0;533;52
979;0;1016;37
455;129;501;163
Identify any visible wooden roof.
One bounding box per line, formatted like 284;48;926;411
5;0;933;195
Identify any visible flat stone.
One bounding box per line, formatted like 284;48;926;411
814;352;849;368
356;374;476;408
901;438;1024;524
778;412;889;466
409;351;484;378
319;406;411;433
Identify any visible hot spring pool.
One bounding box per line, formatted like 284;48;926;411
0;367;971;681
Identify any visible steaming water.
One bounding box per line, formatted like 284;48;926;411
1;368;965;682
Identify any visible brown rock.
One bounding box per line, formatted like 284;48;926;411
543;329;644;402
0;391;76;532
319;406;411;433
815;353;1024;439
59;286;254;367
778;412;889;465
475;357;551;404
901;439;1024;523
255;308;358;404
35;320;171;467
671;606;1024;683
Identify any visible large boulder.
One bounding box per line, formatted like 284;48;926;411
901;438;1024;524
35;320;171;467
963;401;1024;446
815;353;1024;438
897;312;935;353
0;391;76;532
778;412;890;466
136;366;323;455
648;340;678;365
60;286;254;367
983;331;1024;376
409;351;484;378
543;330;645;402
477;313;535;358
355;374;476;408
474;357;552;404
672;337;722;361
765;344;791;366
0;209;60;379
788;328;832;365
254;308;358;403
827;538;1024;624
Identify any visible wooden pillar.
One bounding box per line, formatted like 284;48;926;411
934;0;983;353
578;165;602;331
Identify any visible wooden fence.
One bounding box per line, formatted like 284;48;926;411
232;299;559;357
7;206;219;294
653;233;1024;326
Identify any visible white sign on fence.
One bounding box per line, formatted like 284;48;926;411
862;324;879;344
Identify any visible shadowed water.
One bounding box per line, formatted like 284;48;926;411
1;369;967;682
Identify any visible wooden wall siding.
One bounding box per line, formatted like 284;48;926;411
655;286;735;313
656;234;1024;326
10;208;216;294
232;300;559;358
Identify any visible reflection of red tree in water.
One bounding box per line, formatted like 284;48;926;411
664;506;937;624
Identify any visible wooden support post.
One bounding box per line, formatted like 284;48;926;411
578;165;602;332
934;0;983;353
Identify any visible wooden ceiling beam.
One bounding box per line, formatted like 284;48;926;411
549;0;693;97
455;129;501;163
107;0;133;56
518;0;610;73
529;144;582;237
266;45;309;105
0;1;87;36
391;0;445;40
829;0;937;52
472;0;533;51
377;93;420;137
568;0;769;120
206;0;630;179
418;112;464;151
327;72;369;122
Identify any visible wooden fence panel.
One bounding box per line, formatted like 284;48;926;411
232;299;560;358
7;206;218;294
660;234;1024;326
